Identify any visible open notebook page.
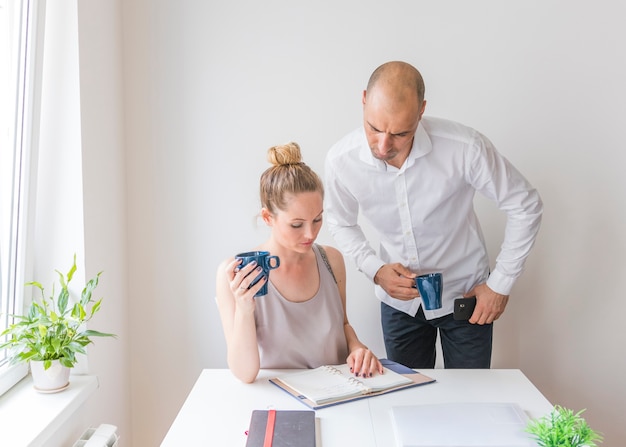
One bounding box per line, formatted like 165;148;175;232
276;364;413;405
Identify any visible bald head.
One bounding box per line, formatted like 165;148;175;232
366;61;425;105
361;62;427;168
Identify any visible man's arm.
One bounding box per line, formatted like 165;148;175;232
469;133;543;299
324;156;384;281
324;157;419;301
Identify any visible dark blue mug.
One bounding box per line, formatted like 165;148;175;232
415;272;443;310
234;251;280;297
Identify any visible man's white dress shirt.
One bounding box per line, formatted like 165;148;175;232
324;116;543;319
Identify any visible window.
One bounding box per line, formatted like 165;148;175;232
0;0;40;395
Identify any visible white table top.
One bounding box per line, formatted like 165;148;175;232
160;368;552;447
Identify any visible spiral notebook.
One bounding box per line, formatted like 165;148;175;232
269;361;435;409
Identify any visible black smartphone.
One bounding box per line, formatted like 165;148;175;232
453;296;476;320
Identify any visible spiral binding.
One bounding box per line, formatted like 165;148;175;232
321;366;369;392
322;365;342;375
347;376;369;391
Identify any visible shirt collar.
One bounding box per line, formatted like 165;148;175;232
408;123;432;162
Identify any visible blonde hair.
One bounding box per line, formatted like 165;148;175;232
260;142;323;213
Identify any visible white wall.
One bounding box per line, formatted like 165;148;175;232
77;0;130;444
25;1;129;446
118;1;625;445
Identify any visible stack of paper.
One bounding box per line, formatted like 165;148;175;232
391;402;536;446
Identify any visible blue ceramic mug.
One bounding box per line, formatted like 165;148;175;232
415;272;443;310
234;251;280;297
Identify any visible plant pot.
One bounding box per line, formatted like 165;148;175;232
30;360;71;393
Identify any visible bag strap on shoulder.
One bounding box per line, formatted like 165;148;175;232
315;244;337;284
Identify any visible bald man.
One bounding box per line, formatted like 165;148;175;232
324;61;543;369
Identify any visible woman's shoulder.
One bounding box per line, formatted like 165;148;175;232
316;244;345;274
316;244;342;260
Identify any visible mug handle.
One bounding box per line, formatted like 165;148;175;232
267;256;280;269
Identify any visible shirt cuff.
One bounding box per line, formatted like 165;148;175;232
361;256;386;282
486;269;517;296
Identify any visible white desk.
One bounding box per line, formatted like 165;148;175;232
160;369;552;446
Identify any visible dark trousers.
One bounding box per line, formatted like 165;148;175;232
381;302;493;369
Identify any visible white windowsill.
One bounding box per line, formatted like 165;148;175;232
0;373;98;447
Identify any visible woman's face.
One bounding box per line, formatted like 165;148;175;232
267;191;323;254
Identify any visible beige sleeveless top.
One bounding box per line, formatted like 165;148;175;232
254;244;349;368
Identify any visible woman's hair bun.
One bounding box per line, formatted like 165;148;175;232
260;141;323;212
267;142;302;166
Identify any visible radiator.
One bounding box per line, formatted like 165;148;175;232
73;423;119;447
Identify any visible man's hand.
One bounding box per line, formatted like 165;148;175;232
465;283;509;324
373;263;419;301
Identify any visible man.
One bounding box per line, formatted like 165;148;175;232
324;61;543;368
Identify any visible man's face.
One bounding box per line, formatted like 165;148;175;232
362;89;425;169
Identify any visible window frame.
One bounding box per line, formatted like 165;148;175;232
0;0;45;396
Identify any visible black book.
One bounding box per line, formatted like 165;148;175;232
245;409;315;447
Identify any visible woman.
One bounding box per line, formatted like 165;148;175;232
216;142;382;383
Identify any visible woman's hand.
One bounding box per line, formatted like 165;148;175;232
228;259;267;313
217;258;264;383
347;347;384;378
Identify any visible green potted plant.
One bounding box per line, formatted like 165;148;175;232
526;405;603;446
0;255;116;392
